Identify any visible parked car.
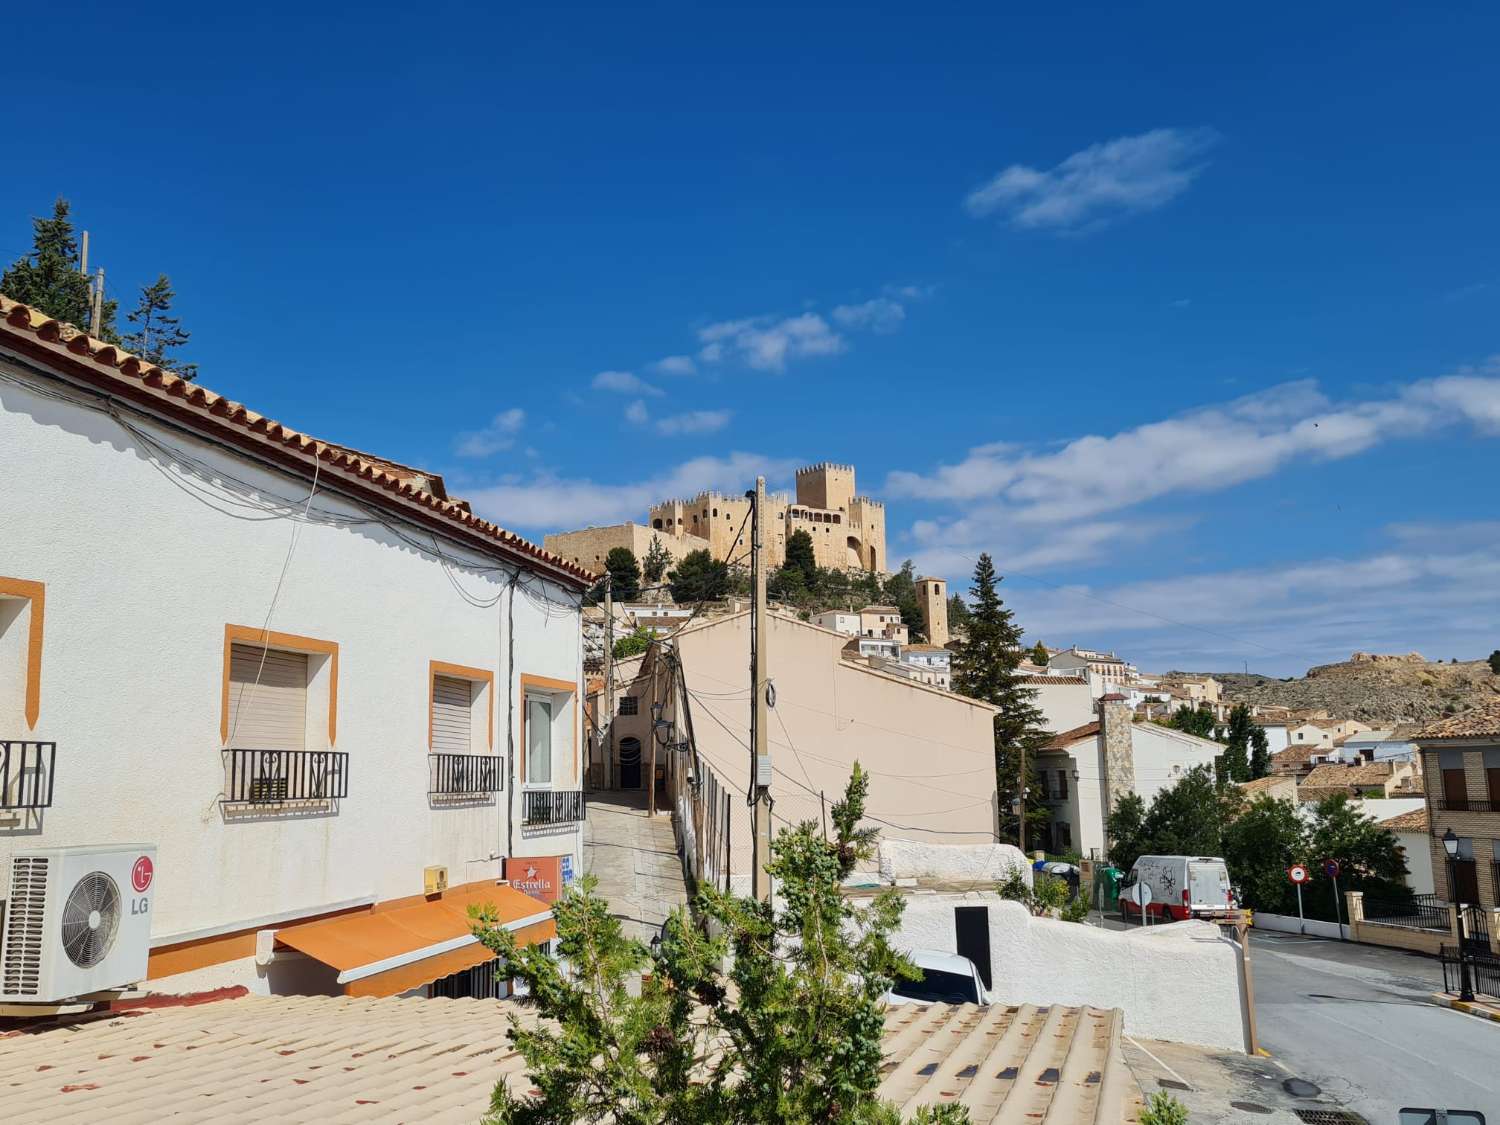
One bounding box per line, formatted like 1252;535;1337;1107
883;949;989;1006
1119;855;1235;921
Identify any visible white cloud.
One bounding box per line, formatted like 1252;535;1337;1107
1000;531;1500;675
965;127;1218;232
464;452;798;530
624;399;650;425
592;370;663;396
454;407;526;458
697;313;847;373
650;355;698;376
656;409;731;436
887;366;1500;526
832;297;906;334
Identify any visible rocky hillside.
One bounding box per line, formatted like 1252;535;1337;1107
1180;652;1500;725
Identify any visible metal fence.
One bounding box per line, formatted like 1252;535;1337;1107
523;789;586;826
1441;944;1500;1000
222;748;350;804
0;741;56;810
428;752;501;796
1361;893;1451;932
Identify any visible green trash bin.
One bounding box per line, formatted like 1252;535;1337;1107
1093;866;1123;912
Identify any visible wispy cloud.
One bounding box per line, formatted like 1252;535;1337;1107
832;297;906;334
965;127;1218;233
650;355;698;376
655;409;731;436
697;313;846;373
454;407;526;458
888;361;1500;526
592;370;663;396
464;452;798;530
624;399;650;425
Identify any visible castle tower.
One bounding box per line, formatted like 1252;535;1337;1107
918;576;949;647
795;463;856;513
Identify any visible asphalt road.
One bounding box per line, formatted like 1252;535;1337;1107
1249;930;1500;1124
1097;910;1500;1122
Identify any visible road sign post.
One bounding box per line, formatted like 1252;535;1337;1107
1128;880;1153;927
1288;864;1309;935
1323;859;1345;940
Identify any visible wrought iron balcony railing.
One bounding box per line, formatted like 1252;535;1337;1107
429;753;502;797
223;748;349;804
1;741;55;810
1432;798;1495;813
523;788;585;826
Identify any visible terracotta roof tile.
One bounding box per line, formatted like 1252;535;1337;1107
1301;762;1394;788
1237;775;1291;796
0;294;591;587
1044;721;1101;749
1022;675;1088;686
1413;701;1500;740
1378;807;1429;832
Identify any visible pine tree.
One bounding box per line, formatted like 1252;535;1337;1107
122;274;196;378
784;528;818;585
951;553;1050;848
641;534;671;585
882;560;927;643
947;593;971;632
603;546;641;602
667;549;729;604
2;198;115;337
1029;641;1048;666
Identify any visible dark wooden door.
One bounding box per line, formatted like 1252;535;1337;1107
1453;858;1481;905
619;738;642;789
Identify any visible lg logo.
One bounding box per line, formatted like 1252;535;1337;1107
131;855;154;893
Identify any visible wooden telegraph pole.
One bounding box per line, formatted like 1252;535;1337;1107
603;572;614;791
750;476;772;903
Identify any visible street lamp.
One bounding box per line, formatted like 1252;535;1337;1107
1441;828;1475;1003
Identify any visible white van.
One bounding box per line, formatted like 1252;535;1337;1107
882;949;989;1006
1120;855;1234;921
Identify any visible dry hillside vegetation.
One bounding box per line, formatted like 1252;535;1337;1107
1192;653;1500;724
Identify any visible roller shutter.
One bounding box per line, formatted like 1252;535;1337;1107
432;674;474;755
228;643;308;751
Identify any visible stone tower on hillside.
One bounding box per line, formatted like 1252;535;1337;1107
918;575;949;647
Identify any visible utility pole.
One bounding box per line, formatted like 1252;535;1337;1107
1017;743;1028;854
749;475;772;903
80;231;89;278
603;572;614;791
90;267;105;336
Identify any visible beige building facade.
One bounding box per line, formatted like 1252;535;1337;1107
543;521;702;576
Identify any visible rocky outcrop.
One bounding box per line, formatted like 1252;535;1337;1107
1197;657;1500;724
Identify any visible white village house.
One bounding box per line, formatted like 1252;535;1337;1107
0;294;592;1001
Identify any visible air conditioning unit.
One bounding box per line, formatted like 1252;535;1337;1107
0;844;156;1004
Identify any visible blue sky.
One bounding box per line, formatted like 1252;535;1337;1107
7;3;1500;674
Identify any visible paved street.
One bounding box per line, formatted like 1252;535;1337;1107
582;787;689;943
1098;911;1500;1122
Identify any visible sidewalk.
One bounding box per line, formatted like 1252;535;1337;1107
1431;992;1500;1023
582;787;689;943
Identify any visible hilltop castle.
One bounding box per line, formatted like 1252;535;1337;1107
545;462;888;577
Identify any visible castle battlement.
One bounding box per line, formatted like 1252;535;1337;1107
852;495;883;508
796;462;855;477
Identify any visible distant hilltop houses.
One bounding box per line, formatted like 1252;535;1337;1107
544;461;888;576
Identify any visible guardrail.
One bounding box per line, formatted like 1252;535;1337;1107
1361;893;1450;932
429;753;501;796
0;740;55;810
223;748;349;804
523;789;585;826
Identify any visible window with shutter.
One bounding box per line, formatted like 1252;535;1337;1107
228;643;308;751
431;674;474;756
526;697;553;785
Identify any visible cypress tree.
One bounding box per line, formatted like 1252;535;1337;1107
122;274;196;378
951;553;1050;848
1249;724;1271;779
784;528;818;585
641;534;672;584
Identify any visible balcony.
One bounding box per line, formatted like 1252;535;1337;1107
223;749;349;804
429;753;502;797
1432;798;1496;814
1;741;55;810
523;789;585;826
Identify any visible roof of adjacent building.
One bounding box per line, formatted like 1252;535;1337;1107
904;643;951;653
1045;721;1102;749
1378;807;1430;832
1413;701;1500;740
1301;762;1394;789
1271;744;1321;768
0;994;1137;1124
859;604;900;613
1022;675;1089;686
1237;775;1292;796
0;293;592;588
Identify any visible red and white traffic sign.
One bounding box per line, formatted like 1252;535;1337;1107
1287;864;1309;884
1323;859;1341;879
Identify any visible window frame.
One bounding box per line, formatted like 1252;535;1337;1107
429;660;495;754
519;673;578;791
0;577;44;730
220;624;338;748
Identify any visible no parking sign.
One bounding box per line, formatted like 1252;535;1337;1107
1287;864;1309;884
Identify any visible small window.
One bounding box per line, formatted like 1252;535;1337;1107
431;674;475;756
228;643;309;751
619;696;639;716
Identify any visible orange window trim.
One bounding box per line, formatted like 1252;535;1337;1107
429;660;495;751
0;577;44;730
519;673;579;786
220;624;339;746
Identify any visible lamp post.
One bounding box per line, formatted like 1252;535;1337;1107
1442;828;1475;1003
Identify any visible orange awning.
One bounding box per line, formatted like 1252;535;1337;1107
276;883;555;998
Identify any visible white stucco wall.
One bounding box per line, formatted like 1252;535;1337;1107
1130;724;1223;807
891;893;1246;1051
878;840;1030;885
1029;679;1095;732
0;363;583;979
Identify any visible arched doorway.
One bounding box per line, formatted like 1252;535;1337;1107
619;737;642;789
846;536;862;568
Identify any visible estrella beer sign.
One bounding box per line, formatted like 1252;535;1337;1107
506;855;575;904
